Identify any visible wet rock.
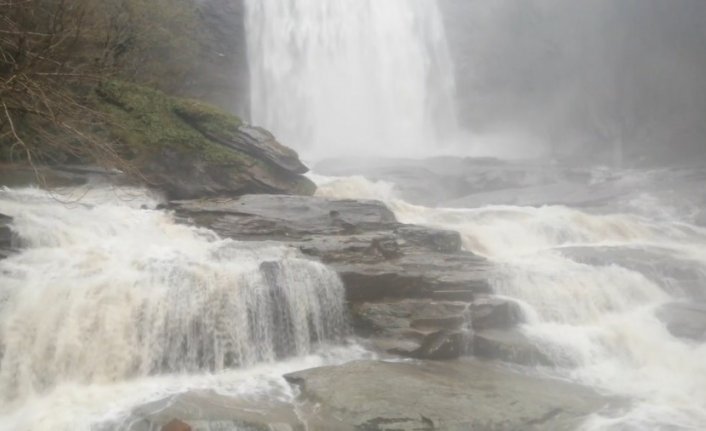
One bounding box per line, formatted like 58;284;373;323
0;165;92;188
100;390;303;431
96;81;315;200
172;195;397;240
172;195;492;302
352;299;468;359
473;330;555;366
406;330;472;360
285;359;618;431
471;297;523;330
0;213;14;259
161;419;191;431
395;225;462;253
352;300;468;353
657;302;706;342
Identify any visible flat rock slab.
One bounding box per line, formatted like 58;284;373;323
285;359;618;431
98;390;304;431
657;302;706;342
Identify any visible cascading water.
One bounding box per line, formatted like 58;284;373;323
314;173;706;430
245;0;458;158
0;185;353;430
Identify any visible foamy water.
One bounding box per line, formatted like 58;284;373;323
314;173;706;430
0;184;361;430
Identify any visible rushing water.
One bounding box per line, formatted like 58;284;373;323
245;0;458;158
314;171;706;430
0;185;356;430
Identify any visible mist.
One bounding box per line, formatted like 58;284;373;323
441;0;706;165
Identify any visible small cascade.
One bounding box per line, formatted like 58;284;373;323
0;186;348;403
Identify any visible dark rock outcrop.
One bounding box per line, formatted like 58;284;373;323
95;81;315;200
161;419;191;431
99;390;302;431
284;359;619;431
473;330;556;366
352;297;526;361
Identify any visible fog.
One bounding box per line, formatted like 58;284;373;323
441;0;706;165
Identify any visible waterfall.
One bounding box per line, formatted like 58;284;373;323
245;0;458;158
0;186;348;404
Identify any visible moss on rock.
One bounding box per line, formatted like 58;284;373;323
92;80;314;199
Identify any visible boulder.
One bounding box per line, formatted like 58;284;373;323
406;330;472;360
473;330;555;367
284;359;619;431
352;300;470;358
657;302;706;342
0;213;13;259
99;390;302;431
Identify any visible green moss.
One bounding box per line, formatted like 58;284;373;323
93;80;246;165
172;99;242;136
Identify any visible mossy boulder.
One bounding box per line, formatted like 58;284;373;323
94;81;314;199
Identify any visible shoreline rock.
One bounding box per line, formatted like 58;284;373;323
284;359;620;431
94;81;315;200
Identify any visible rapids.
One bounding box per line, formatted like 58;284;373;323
0;185;358;430
314;171;706;430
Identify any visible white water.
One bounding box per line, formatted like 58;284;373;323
245;0;458;158
0;185;358;430
314;174;706;430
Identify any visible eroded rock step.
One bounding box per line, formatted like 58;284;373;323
284;359;621;431
170;195;566;366
171;195;492;302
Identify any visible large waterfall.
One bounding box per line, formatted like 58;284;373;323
245;0;458;158
0;186;352;429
